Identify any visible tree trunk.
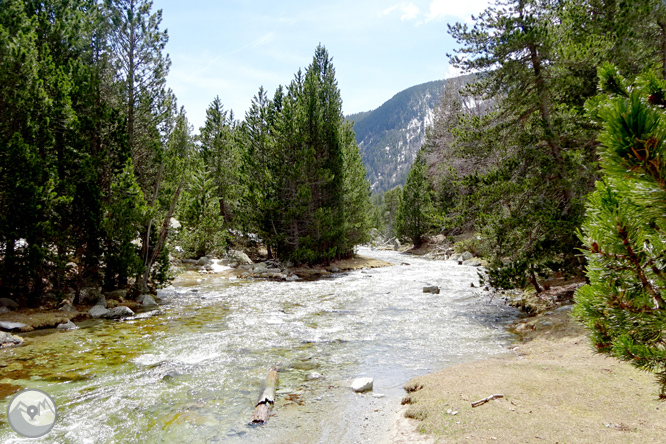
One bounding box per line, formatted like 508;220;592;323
250;367;279;425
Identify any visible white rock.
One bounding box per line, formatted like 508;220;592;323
351;377;374;393
423;286;440;294
0;321;27;331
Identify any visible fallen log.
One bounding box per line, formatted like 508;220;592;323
471;394;504;408
250;367;279;425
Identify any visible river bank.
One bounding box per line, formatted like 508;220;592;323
396;305;666;443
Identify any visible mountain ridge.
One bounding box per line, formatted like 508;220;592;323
348;75;475;194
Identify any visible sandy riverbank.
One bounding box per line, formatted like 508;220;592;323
392;306;665;443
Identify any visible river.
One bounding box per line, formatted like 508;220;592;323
0;247;518;443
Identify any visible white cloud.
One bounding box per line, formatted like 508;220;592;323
381;2;421;21
426;0;492;21
400;3;420;21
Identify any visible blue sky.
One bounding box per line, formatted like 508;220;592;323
154;0;492;130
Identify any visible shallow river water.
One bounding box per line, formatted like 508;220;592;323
0;248;518;443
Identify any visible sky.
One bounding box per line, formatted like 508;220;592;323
153;0;493;130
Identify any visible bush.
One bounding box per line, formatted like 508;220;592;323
574;65;666;398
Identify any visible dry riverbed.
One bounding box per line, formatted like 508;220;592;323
395;306;666;443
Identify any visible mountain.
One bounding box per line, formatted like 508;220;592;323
347;80;445;193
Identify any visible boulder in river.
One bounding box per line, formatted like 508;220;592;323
423;286;440;294
139;294;159;308
105;306;135;319
0;321;27;331
56;320;78;331
197;256;211;266
0;298;19;310
351;377;374;393
0;331;24;348
89;305;109;318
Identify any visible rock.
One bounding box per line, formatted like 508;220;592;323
432;234;447;244
329;266;340;273
0;307;8;314
104;289;128;301
423;286;440;294
253;262;268;273
105;306;134;319
59;303;77;313
0;298;19;309
95;295;108;308
56;320;78;331
463;258;484;267
89;305;109;318
307;372;323;380
392;238;401;251
461;251;474;261
351;377;374;393
0;321;27;331
79;287;103;305
228;250;252;265
197;256;211;266
140;294;159;308
0;331;24;348
554;304;574;313
181;258;198;265
285;275;301;282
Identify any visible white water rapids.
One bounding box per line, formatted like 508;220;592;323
0;247;518;443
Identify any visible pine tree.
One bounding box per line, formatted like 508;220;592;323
397;157;433;247
574;65;666;398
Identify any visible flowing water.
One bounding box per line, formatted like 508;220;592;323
0;248;518;443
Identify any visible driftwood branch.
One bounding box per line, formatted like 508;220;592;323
471;394;504;408
250;367;279;424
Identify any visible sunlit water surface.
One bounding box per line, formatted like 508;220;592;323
0;248;518;443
